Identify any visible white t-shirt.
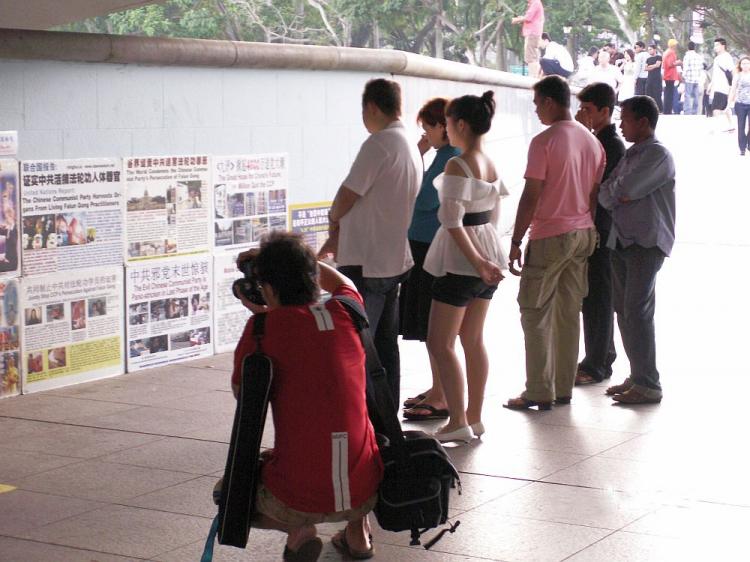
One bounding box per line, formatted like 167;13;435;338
338;121;420;278
543;41;574;72
712;51;735;95
588;64;623;90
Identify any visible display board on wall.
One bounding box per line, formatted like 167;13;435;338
20;158;124;277
126;255;213;372
213;153;288;252
0;131;18;157
213;253;252;354
0;279;20;399
21;267;124;393
289;201;332;254
0;159;20;278
125;155;211;262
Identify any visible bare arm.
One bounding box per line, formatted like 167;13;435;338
318;260;355;293
329;185;360;222
508;178;544;275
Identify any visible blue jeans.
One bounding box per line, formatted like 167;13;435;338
683;82;700;115
611;245;665;395
338;265;408;409
736;102;750;153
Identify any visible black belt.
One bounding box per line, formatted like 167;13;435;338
462;210;491;226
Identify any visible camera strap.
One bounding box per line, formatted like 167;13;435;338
252;312;266;351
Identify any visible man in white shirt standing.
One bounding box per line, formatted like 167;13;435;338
710;37;735;131
633;41;649;96
320;78;421;407
540;33;575;78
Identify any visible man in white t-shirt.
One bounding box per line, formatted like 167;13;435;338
319;78;421;406
588;49;623;92
710;37;735;130
540;33;574;78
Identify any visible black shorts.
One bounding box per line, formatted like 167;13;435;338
712;92;728;111
431;273;497;307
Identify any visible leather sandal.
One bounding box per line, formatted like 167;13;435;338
283;537;323;562
332;529;374;560
575;371;599;385
402;392;427;408
612;387;662;404
503;397;552;411
403;403;449;420
606;378;633;396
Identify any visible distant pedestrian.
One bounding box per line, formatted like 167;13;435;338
662;39;681;114
645;44;663;112
710;38;735;131
681;41;703;115
729;56;750;155
512;0;545;78
633;41;649;96
539;33;574;78
589;49;623;93
618;49;636;102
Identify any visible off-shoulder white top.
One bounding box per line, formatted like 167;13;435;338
423;157;509;278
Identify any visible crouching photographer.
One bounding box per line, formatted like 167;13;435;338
232;231;383;561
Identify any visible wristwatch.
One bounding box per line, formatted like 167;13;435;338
511;239;523;247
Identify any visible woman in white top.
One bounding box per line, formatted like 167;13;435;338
618;49;636;102
423;91;508;444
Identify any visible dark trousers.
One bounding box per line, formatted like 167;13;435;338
579;241;616;381
736;102;750;153
611;245;665;393
635;78;647;96
664;80;675;114
646;81;663;112
540;58;572;78
338;265;407;409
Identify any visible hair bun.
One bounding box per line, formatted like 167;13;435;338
481;90;495;104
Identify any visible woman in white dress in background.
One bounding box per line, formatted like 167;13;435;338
618;48;637;102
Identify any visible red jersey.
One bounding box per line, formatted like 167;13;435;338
232;284;382;513
663;49;679;81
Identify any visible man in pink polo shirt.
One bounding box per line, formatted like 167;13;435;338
505;76;605;410
512;0;545;78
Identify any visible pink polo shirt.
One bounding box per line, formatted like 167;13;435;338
522;0;545;38
524;120;605;240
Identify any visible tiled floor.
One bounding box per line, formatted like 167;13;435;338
1;116;748;561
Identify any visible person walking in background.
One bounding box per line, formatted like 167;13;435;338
729;56;750;155
505;76;605;411
319;78;420;410
401;98;460;421
681;42;703;115
662;39;681;114
633;41;649;96
600;96;675;405
423;91;507;443
512;0;545;78
618;49;637;103
645;44;663;112
539;32;574;78
710;38;735;131
573;83;626;386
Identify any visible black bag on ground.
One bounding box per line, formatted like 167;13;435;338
216;313;273;549
334;296;461;548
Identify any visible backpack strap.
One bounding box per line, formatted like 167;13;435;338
252;313;267;351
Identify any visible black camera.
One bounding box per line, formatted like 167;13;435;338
232;254;266;305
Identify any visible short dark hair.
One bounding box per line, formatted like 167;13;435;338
254;231;320;306
688;41;696;50
588;46;599;57
533;75;571;108
635;41;645;49
446;90;496;135
577;82;617;114
715;37;727;47
362;78;401;118
649;43;657;50
541;32;551;41
621;95;659;129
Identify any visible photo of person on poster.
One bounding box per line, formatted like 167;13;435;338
0;174;18;273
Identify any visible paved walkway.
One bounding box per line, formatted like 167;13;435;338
1;116;748;561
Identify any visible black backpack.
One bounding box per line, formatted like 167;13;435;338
334;295;461;548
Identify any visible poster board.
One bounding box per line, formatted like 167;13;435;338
289;201;332;254
0;278;20;398
0;159;20;278
124;155;211;262
213;153;288;252
126;255;213;372
213;253;252;354
21;267;124;393
19;158;124;277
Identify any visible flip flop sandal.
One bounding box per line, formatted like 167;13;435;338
574;372;599;386
402;392;427;408
402;404;449;420
283;537;323;562
332;530;374;560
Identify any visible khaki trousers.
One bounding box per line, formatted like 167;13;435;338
518;228;597;402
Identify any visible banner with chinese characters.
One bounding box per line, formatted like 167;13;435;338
20;158;124;277
213;253;252;354
213;153;288;252
21;267;124;393
0;159;20;278
0;131;17;157
289;201;332;254
125;155;211;262
0;278;20;398
126;255;213;372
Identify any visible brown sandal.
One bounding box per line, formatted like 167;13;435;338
503;396;552;411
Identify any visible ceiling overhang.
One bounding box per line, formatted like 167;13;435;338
0;1;167;31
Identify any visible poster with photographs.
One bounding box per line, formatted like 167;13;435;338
126;255;213;372
289;201;332;254
0;159;20;278
19;158;124;277
213;253;252;354
213;153;288;252
21;267;124;393
0;279;20;398
125;155;211;262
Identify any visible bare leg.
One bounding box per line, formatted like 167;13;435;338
458;298;491;426
404;349;448;415
427;300;468;431
332;515;372;554
255;514;317;551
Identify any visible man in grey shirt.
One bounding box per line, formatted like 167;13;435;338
633;41;649;96
599;95;675;404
